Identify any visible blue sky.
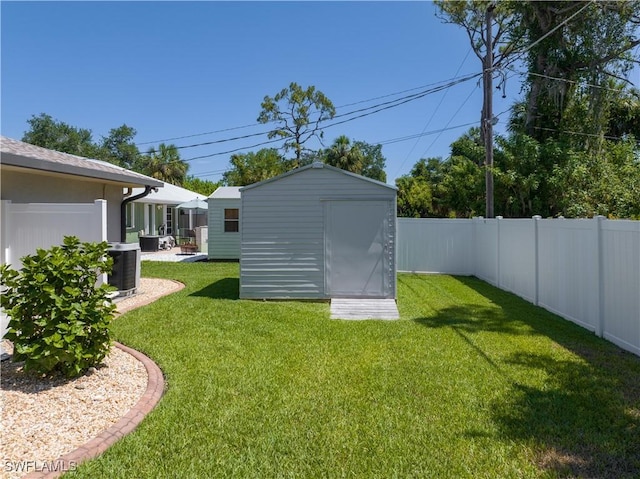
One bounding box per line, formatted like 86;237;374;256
2;2;538;183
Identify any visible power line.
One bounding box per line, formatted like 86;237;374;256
375;121;479;146
395;48;474;178
512;69;637;93
183;137;284;162
419;83;479;158
169;73;483;158
136;73;482;149
135;123;262;147
496;1;595;72
533;126;631;141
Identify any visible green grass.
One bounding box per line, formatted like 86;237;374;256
68;263;640;478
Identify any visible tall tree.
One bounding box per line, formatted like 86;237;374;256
514;1;640;143
257;82;336;166
97;124;141;170
141;143;188;185
353;141;387;183
321;136;388;182
22;113;98;158
222;148;286;186
182;176;222;196
323;135;364;173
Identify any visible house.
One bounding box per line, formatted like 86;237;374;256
207;186;241;260
0;135;163;340
239;162;397;300
1;136;162;250
127;182;207;244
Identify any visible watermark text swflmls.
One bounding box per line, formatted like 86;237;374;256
3;460;78;473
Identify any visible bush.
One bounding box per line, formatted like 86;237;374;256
0;236;116;377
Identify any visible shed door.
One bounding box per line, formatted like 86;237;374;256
325;200;391;298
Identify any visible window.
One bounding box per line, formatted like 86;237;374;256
166;207;173;234
126;202;135;228
224;208;239;232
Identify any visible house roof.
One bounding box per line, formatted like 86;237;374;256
209;186;241;199
0;135;163;188
132;181;206;205
239;162;397;192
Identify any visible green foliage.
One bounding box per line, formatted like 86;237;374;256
0;237;115;377
257;82;336;165
398;128;640;219
96;124;142;170
140;143;188;185
22;113;99;158
396;175;433;217
320;136;388;182
322;135;363;173
222;148;287;186
182;176;221;196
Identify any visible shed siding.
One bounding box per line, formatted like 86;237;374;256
208;198;241;259
240;167;396;299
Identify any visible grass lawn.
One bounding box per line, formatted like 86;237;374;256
69;262;640;478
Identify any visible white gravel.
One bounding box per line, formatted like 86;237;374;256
0;277;183;479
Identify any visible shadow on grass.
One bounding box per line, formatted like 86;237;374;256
189;278;239;300
413;275;640;478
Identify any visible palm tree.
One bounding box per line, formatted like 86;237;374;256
142;143;188;185
324;135;363;173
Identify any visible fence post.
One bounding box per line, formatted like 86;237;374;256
594;215;605;338
472;217;480;277
1;200;11;266
533;215;541;306
93;200;108;243
496;216;503;288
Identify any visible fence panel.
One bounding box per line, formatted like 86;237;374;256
398;216;639;356
536;219;599;332
473;219;498;286
396;218;474;274
601;220;640;355
1;200;107;270
498;219;536;303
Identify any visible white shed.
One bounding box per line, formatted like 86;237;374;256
240;162;397;299
207;186;241;260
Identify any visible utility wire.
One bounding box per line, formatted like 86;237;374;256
136;73;482;148
394;48;473;178
495;0;595;72
166;73;483;157
418;83;479;158
376;121;479;146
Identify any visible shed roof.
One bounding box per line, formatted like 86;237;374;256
240;162;397;192
0;136;163;188
209;186;242;199
132;181;205;205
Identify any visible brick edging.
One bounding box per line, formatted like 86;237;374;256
24;342;165;478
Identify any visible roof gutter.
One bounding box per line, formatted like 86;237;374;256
120;186;157;242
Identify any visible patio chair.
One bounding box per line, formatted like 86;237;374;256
179;229;198;254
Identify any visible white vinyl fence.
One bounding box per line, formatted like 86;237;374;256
397;216;640;356
1;200;108;342
1;200;107;269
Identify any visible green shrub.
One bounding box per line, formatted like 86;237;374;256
0;236;116;377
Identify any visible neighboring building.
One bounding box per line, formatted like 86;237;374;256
128;182;207;243
0;135;162;341
239;162;397;300
0;135;162;247
207;186;241;260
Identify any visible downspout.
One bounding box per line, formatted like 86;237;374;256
120;186;156;242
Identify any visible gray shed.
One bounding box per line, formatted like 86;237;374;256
207;186;241;259
240;162;397;299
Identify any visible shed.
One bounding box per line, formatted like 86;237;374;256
240;162;397;299
208;186;241;260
